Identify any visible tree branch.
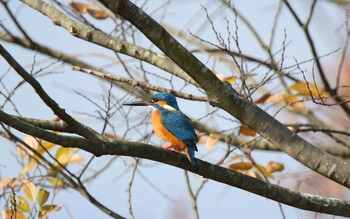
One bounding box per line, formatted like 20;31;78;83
0;43;101;140
0;31;149;99
72;66;208;102
0;109;350;217
98;0;350;189
19;0;197;86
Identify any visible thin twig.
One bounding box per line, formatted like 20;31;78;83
72;66;208;102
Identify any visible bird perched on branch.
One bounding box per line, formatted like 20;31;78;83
123;92;198;165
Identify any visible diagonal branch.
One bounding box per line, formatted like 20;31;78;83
19;0;197;86
0;109;350;217
0;31;149;99
0;43;100;140
98;0;350;189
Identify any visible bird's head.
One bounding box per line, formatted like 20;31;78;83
123;92;180;111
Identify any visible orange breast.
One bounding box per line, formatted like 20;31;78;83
152;110;187;151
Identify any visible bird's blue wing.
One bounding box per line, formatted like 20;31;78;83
159;109;198;149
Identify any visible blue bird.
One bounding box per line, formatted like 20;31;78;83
123;92;198;165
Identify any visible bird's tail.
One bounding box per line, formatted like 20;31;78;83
186;146;196;166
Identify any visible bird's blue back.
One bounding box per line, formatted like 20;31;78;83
153;104;198;150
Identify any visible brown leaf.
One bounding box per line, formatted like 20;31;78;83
206;134;220;151
86;8;110;19
254;93;271;104
256;164;275;179
239;125;257;136
230;154;241;161
69;2;93;13
69;2;109;20
2;209;27;219
266;94;306;110
267;161;285;173
229;162;253;171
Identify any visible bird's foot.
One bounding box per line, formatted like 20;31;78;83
162;144;181;153
162;144;173;150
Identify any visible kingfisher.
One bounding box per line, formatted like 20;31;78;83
123;92;198;165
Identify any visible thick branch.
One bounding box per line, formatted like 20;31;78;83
0;32;149;99
0;110;350;217
98;0;350;189
19;0;197;86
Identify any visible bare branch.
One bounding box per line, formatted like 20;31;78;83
0;43;101;140
72;66;208;102
1;108;350;217
98;0;350;189
19;0;197;86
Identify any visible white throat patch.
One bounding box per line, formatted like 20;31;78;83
163;104;176;111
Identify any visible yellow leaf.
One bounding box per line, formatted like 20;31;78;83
256;164;275;179
229;162;253;171
2;209;27;219
47;178;64;188
267;161;285;173
36;141;56;155
17;196;31;212
222;76;237;84
21;160;38;175
215;73;237;84
289;82;329;97
38;189;50;206
239;125;257;136
66;154;84;165
17;135;40;158
23;181;37;202
39;205;61;219
55;147;83;167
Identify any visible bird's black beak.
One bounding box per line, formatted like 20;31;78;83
123;100;152;106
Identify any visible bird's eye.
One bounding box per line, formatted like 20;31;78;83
152;98;159;102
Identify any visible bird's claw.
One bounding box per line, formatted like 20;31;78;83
162;144;181;152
